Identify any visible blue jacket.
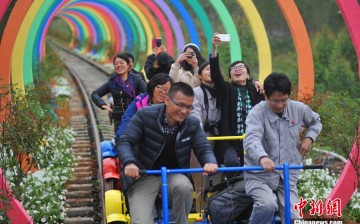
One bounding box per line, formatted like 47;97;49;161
117;104;217;193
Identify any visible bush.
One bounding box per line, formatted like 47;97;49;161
0;45;76;223
309;92;360;158
7;127;75;223
298;158;360;222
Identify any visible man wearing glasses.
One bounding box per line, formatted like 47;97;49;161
117;82;218;224
243;72;322;224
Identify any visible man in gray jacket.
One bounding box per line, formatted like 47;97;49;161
117;82;218;224
244;73;322;224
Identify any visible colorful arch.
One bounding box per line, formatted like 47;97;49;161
153;0;185;54
325;0;360;211
336;0;360;79
0;0;33;88
142;0;174;56
11;0;45;89
186;0;213;54
237;0;272;82
0;0;12;21
1;1;359;101
209;0;242;61
276;0;314;99
0;0;359;215
169;0;200;50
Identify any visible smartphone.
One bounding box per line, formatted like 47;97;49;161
156;38;162;47
217;34;231;42
152;37;162;48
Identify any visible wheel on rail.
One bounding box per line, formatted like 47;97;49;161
105;190;129;223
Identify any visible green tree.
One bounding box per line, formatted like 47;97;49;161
313;27;359;97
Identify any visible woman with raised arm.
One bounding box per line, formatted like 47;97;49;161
144;44;174;80
210;33;264;171
169;43;205;87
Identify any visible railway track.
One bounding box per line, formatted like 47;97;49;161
56;45;114;224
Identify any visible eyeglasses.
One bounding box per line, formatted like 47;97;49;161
156;86;169;93
169;97;194;111
230;65;246;71
268;98;289;105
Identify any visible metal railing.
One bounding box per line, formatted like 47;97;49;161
142;164;323;224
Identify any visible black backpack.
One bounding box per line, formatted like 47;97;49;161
204;174;253;224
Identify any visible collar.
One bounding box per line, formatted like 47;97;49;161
265;101;290;123
163;108;182;128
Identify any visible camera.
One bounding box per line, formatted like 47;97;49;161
187;52;195;58
203;120;221;136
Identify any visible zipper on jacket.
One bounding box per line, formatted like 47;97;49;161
149;119;167;169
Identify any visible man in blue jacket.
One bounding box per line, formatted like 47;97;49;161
117;82;218;224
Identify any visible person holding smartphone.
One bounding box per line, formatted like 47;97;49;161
210;33;264;174
144;39;175;80
169;43;206;88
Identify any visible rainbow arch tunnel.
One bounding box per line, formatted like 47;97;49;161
0;0;359;213
0;0;360;98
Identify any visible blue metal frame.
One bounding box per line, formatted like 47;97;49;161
144;163;308;224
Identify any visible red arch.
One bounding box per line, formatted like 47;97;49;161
0;0;34;87
336;0;360;79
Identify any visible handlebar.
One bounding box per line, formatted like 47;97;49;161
139;164;323;175
137;163;323;224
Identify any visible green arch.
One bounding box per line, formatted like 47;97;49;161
209;0;242;61
23;0;54;85
186;0;213;54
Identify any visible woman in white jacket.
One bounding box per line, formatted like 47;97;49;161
169;43;205;88
190;61;221;212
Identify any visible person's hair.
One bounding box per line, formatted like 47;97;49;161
147;73;174;99
167;82;194;99
123;52;134;62
198;61;210;75
228;61;250;77
112;53;130;65
156;52;172;69
180;44;205;71
264;72;292;97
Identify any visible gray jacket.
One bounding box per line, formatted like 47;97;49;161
244;100;322;190
117;104;217;193
191;86;221;129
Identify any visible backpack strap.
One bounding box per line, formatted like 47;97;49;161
135;94;150;110
200;84;210;122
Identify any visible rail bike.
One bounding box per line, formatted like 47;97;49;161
100;138;323;224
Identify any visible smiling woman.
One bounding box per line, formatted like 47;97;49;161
210;33;265;169
115;73;173;141
91;53;147;134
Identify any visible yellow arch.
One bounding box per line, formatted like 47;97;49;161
11;0;44;92
237;0;272;82
121;0;153;55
